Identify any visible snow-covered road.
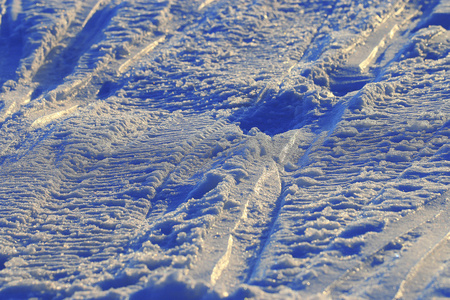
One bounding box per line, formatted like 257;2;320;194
0;0;449;299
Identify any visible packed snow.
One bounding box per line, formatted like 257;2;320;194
0;0;449;299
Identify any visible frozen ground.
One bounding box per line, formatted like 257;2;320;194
0;0;449;299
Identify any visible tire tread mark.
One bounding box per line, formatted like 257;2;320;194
323;192;450;298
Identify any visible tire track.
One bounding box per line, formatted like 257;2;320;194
30;105;79;129
2;0;177;144
239;1;450;294
30;0;117;93
142;118;232;215
345;1;419;72
0;0;86;123
117;35;166;75
198;0;217;11
187;157;283;294
323;192;450;299
0;0;23;88
319;122;450;297
187;129;314;295
17;0;82;80
214;161;281;286
244;0;336;107
0;0;448;298
0;107;234;297
394;232;450;299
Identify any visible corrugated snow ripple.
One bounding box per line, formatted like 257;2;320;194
0;0;449;299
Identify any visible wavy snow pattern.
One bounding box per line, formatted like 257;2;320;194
0;0;448;299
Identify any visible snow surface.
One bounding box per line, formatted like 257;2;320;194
0;0;449;299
